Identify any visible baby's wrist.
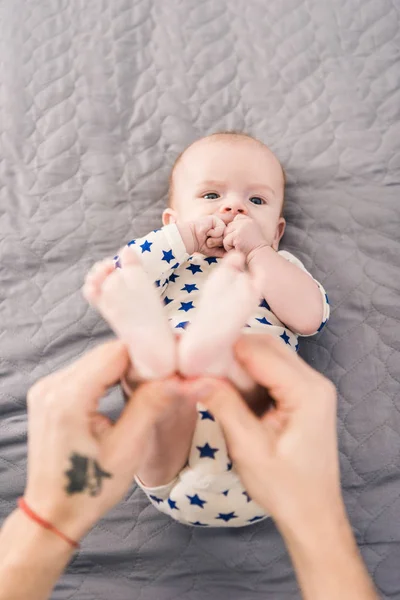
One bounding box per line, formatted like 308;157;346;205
176;221;197;255
247;243;272;264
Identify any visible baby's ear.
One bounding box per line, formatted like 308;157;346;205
162;208;178;226
272;217;286;251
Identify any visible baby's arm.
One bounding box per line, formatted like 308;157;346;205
248;246;329;336
115;224;189;288
115;216;226;289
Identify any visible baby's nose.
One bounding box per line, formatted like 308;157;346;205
219;200;248;218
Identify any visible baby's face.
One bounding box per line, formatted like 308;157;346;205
163;136;286;250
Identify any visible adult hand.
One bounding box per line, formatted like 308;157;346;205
24;340;181;542
220;214;267;260
191;333;341;529
189;334;378;600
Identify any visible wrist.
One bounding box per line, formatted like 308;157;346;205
247;243;272;265
176;222;197;255
3;509;75;560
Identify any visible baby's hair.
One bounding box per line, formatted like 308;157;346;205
168;130;286;214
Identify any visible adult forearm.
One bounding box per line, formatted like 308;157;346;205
248;246;323;335
0;509;75;600
278;510;379;600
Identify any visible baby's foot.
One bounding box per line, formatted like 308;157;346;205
178;251;260;389
83;246;176;380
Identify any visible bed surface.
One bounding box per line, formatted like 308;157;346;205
1;0;400;598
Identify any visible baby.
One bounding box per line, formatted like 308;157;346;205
83;132;330;527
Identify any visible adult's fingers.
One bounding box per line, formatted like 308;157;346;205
103;379;182;470
29;341;130;413
190;378;271;463
234;335;325;410
91;414;114;439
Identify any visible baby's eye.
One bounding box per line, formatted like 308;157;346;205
250;196;265;205
203;192;220;200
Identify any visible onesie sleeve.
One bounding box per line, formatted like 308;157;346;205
114;224;189;288
278;250;330;336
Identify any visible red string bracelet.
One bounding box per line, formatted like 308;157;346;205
17;497;80;550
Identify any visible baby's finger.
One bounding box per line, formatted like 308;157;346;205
223;232;235;252
224;222;235;235
206;237;223;248
205;246;226;258
208;224;225;238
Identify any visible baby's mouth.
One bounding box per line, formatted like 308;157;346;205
217;213;235;226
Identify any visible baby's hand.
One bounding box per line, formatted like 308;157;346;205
177;215;226;257
222;215;267;259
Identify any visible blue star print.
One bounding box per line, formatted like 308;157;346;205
295;342;299;352
259;298;270;310
164;296;173;306
168;273;179;283
187;494;207;508
242;491;251;503
140;240;152;253
175;321;189;330
190;521;209;526
182;283;198;294
179;301;194;312
227;461;233;471
317;320;327;332
256;317;272;326
155;280;161;288
172;262;180;269
216;512;238;522
204;257;218;264
127;239;136;246
222;490;229;496
197;443;219;459
162;249;175;263
187;264;202;275
280;330;291;345
150;495;163;504
248;515;264;523
168;498;178;510
199;410;215;421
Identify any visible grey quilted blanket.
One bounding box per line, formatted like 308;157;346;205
1;1;399;598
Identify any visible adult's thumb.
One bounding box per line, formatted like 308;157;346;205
91;414;113;439
194;378;268;462
102;379;177;471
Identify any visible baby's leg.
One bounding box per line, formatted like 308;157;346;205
178;252;260;391
83;246;176;381
83;249;194;488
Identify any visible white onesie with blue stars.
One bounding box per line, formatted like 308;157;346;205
117;223;330;527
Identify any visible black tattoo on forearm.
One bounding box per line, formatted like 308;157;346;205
65;452;112;496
